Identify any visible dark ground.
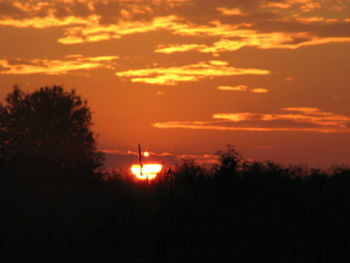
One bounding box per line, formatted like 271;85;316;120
2;159;350;263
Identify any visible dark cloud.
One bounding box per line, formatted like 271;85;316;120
93;1;123;24
0;2;21;17
0;0;349;48
255;20;350;37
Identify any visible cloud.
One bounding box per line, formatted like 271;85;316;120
261;2;292;9
250;88;269;93
214;107;350;127
101;148;219;169
217;85;269;93
1;0;349;51
0;0;177;26
217;85;248;91
58;15;179;44
115;60;271;85
0;55;118;75
154;30;350;54
153;107;350;133
217;7;245;16
0;1;185;45
0;14;95;28
153;121;347;133
101;149;178;170
299;2;321;12
155;43;206;54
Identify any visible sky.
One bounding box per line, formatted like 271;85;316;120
0;0;350;169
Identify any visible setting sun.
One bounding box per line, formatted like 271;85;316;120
131;164;163;180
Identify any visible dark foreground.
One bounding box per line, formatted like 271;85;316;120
2;160;350;263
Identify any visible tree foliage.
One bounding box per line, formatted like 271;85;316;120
0;85;104;182
215;144;242;177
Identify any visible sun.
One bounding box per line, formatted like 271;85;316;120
131;164;163;180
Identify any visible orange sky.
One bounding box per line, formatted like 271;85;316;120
0;0;350;168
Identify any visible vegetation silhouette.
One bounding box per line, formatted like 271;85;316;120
1;86;350;262
0;85;104;184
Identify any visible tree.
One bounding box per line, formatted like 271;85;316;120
0;85;104;183
215;145;242;177
213;145;243;192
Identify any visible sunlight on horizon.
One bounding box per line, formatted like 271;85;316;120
131;164;163;181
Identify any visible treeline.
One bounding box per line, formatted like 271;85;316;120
2;146;350;262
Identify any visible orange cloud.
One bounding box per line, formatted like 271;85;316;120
153;122;349;133
296;16;326;23
1;0;348;51
299;2;321;12
153;107;350;133
58;15;179;44
154;30;350;54
217;7;244;16
250;88;269;93
0;14;96;28
261;2;292;9
115;60;271;85
214;108;350;127
155;43;206;54
170;21;253;38
218;85;248;91
217;85;269;93
0;55;118;75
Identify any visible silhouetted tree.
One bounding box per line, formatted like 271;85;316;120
214;144;242;178
212;145;243;197
0;85;104;183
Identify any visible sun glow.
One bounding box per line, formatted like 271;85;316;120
131;164;163;180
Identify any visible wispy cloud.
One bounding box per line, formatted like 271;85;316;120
101;148;219;169
155;43;206;54
261;2;292;9
217;85;248;91
1;0;349;50
154;32;350;54
0;15;96;29
250;88;269;93
217;85;269;93
0;55;118;75
153;107;350;133
58;16;179;44
115;60;271;85
217;7;245;16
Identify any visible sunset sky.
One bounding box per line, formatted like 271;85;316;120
0;0;349;168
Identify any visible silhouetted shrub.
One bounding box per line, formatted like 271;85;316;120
173;158;207;185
